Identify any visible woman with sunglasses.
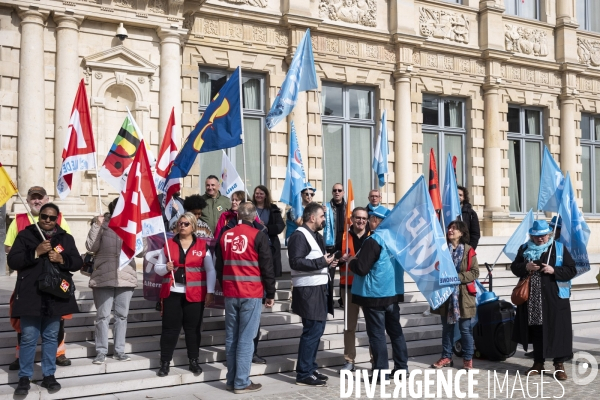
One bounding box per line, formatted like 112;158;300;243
8;203;82;396
155;212;216;377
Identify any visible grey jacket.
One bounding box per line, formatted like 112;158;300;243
85;215;138;288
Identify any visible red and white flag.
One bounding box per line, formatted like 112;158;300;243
57;79;97;199
109;139;164;269
155;107;178;191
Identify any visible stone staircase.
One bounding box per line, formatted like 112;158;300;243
0;253;598;399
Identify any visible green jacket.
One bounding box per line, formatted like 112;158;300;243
200;192;231;233
432;243;479;319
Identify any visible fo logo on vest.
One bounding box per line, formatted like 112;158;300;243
223;232;248;254
191;250;203;257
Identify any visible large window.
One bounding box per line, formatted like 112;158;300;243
580;113;600;214
198;70;265;190
322;84;375;201
505;0;539;20
507;106;543;212
421;96;466;186
577;0;600;33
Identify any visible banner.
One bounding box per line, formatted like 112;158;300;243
441;153;461;231
372;110;388;187
219;150;245;198
279;121;307;220
537;146;564;212
372;175;458;309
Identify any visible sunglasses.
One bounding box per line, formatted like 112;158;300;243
303;192;315;197
178;222;191;227
40;214;58;222
332;189;343;193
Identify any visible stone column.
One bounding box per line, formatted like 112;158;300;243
482;84;505;217
53;13;84;201
394;72;413;198
157;29;182;143
16;8;49;196
559;94;577;179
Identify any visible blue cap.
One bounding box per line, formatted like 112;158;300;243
300;182;315;193
479;291;499;305
368;205;390;219
529;220;551;236
549;216;562;229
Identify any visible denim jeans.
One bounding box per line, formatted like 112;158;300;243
225;297;262;389
362;303;409;373
19;316;61;378
441;317;474;361
296;318;327;380
93;287;134;355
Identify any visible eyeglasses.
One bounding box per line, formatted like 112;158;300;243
332;189;343;193
178;222;191;227
39;214;58;222
369;195;380;198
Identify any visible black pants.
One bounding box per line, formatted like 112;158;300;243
530;325;568;364
160;292;204;361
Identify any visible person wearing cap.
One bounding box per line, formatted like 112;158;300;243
4;186;72;371
549;215;562;240
430;220;479;371
347;206;408;383
284;183;314;245
510;220;577;381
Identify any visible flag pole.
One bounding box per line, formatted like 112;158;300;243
94;163;104;215
238;67;247;202
546;212;560;264
490;250;502;271
15;192;44;238
317;90;326;202
385;177;389;208
162;230;175;284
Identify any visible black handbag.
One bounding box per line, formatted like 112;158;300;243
38;258;75;299
80;252;95;277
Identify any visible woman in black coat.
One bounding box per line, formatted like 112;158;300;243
510;220;577;381
8;203;82;396
252;185;285;277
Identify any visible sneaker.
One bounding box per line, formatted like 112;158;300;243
296;375;327;386
234;382;262;394
252;354;267;364
431;357;453;369
14;377;30;396
9;358;20;371
313;371;329;381
463;359;473;370
92;353;106;364
339;362;355;372
56;354;71;366
40;375;61;392
113;353;131;362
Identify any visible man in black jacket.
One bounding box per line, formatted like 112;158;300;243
458;186;480;249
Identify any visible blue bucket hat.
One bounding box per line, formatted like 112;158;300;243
549;216;562;229
529;220;551;236
368;205;390;220
300;182;315;193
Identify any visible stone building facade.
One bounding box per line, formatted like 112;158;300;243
1;0;599;252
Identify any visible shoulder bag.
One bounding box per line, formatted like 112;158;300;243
38;258;75;299
511;272;532;306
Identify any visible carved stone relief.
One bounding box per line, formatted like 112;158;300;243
326;38;339;53
413;52;421;65
319;0;377;28
228;23;243;39
114;0;132;8
204;19;218;35
504;24;548;57
382;47;396;63
419;7;470;44
149;0;166;14
347;42;358;56
578;38;600;67
218;0;267;7
253;26;267;42
365;44;378;59
444;56;453;70
275;29;288;46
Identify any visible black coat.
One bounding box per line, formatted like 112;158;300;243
259;203;285;277
461;203;480;249
510;243;577;359
8;224;82;318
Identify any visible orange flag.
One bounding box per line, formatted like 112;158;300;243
342;179;356;255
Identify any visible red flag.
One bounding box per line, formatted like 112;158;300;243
57;79;97;199
452;156;458;182
109;139;164;269
428;149;442;213
156;108;178;188
342;179;356;256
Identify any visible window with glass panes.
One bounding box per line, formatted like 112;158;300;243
577;0;600;33
321;84;374;201
504;0;539;20
421;96;466;186
580;113;600;214
507;106;543;213
197;70;265;189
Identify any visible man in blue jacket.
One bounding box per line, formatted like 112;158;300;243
348;206;408;383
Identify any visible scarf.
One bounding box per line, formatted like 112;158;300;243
447;243;464;324
40;226;58;239
523;237;554;261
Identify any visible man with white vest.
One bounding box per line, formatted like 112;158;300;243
288;202;338;386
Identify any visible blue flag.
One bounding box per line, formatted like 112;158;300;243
537;146;564;212
442;154;461;231
372;110;389;187
280;121;307;220
372;175;459;310
502;209;534;261
266;29;318;130
558;173;591;277
168;67;243;180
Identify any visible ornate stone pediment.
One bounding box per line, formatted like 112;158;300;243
319;0;377;28
419;7;470;44
578;37;600;67
83;45;158;75
504;24;548;57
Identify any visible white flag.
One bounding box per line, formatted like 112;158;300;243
219;150;245;198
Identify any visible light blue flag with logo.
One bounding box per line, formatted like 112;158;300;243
442;153;461;231
502;209;534;261
372;110;389;187
372;175;459;310
280;121;307;220
266;29;318;130
558;172;591;277
537;146;565;212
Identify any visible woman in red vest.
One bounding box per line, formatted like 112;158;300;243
155;212;215;377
